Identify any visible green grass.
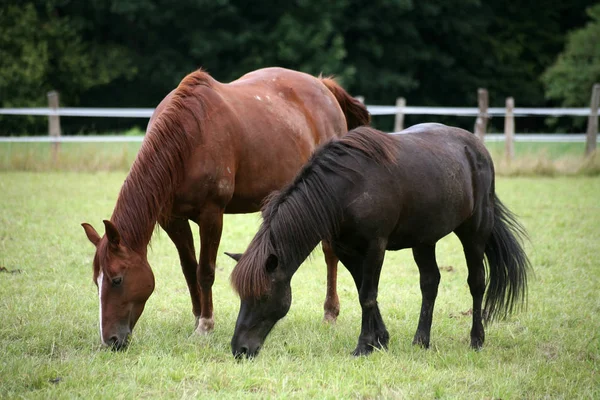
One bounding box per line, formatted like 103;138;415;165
484;141;600;176
0;172;599;398
1;140;599;176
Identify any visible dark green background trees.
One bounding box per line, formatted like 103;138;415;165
0;0;596;134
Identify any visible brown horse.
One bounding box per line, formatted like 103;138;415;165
81;67;370;349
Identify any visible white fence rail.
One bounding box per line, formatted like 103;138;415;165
0;133;587;143
1;83;598;156
0;105;592;118
0;107;154;118
367;106;592;117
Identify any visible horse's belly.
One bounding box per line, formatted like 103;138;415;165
224;196;263;214
387;200;472;248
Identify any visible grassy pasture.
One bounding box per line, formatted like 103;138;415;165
0;169;599;398
0;139;599;176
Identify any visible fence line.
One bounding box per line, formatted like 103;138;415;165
0;107;155;118
0;84;598;154
0;106;593;118
0;134;587;143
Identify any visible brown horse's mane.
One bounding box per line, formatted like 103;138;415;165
110;69;214;250
230;127;397;300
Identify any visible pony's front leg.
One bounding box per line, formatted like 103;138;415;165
195;205;225;334
347;241;389;356
411;244;441;348
353;301;389;356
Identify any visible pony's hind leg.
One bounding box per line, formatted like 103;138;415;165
456;229;488;350
411;244;441;349
322;241;340;323
195;205;225;334
160;218;201;331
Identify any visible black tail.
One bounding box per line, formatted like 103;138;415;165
483;194;531;322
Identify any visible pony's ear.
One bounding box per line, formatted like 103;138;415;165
224;252;243;262
81;223;101;247
103;220;121;247
265;254;278;273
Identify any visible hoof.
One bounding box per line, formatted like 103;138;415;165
194;317;214;335
470;337;484;350
412;335;431;349
323;312;338;324
352;347;373;357
352;335;389;357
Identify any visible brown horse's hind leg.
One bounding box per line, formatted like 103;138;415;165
322;241;340;323
195;205;224;334
160;218;202;328
411;244;441;349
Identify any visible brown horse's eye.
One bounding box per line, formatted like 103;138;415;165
112;277;123;286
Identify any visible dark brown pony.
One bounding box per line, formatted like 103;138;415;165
229;124;530;358
81;67;370;349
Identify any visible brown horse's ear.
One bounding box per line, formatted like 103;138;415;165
103;220;121;247
81;223;101;247
224;252;243;262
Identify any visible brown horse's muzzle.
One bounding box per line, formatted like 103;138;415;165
105;327;131;351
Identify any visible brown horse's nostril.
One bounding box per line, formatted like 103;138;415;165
108;335;129;351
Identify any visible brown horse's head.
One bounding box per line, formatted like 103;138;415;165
81;220;155;350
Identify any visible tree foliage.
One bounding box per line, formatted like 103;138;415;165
542;3;600;107
0;1;136;133
0;0;593;134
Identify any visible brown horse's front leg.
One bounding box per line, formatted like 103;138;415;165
322;241;340;323
195;206;224;334
160;218;202;329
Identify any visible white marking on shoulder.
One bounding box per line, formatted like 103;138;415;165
97;271;105;344
255;95;262;101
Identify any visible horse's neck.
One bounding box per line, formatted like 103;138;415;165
110;111;194;251
110;174;164;252
273;218;324;276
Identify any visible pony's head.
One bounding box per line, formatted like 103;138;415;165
82;220;155;350
227;248;293;359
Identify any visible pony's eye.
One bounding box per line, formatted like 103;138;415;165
112;276;123;286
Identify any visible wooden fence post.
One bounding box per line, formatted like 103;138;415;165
585;83;600;156
394;97;406;132
474;88;489;141
504;97;515;161
47;90;61;162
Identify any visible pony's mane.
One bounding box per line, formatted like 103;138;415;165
109;69;214;250
231;126;397;299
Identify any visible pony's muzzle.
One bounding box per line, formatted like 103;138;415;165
232;345;248;359
232;344;260;360
231;336;261;359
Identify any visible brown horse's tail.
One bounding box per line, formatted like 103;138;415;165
320;76;371;130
